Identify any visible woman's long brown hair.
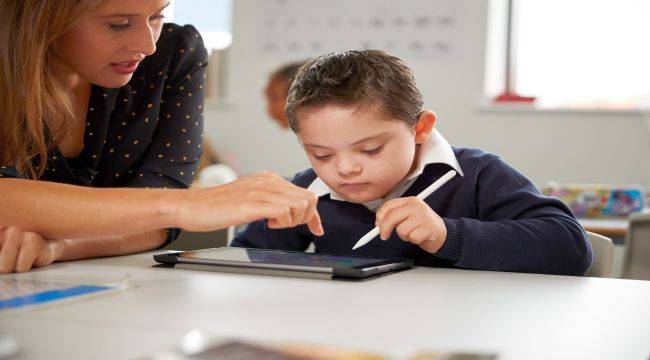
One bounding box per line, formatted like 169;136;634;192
0;0;103;178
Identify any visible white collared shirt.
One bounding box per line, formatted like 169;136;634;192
307;128;464;211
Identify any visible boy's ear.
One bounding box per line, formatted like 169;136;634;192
414;110;437;144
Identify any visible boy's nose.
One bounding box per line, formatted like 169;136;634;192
336;158;362;177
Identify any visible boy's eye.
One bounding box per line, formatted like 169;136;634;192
361;145;383;155
313;153;332;161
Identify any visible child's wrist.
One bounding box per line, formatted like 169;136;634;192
420;229;447;254
420;238;444;254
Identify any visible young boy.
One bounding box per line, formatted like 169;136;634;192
232;50;592;275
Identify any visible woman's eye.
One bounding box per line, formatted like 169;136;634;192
109;14;165;32
149;14;166;23
109;21;131;31
361;145;383;155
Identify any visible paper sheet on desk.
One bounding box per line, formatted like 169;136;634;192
0;275;129;311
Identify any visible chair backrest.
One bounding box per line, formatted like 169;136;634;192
584;231;614;278
623;210;650;280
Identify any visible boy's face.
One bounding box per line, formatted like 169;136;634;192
296;102;433;203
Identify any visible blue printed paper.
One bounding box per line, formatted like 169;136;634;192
0;279;115;310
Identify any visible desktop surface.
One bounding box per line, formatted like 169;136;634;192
2;251;649;360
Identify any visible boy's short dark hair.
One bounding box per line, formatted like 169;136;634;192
285;50;423;132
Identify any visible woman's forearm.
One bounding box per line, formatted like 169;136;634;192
0;179;181;239
56;229;168;261
1;172;324;244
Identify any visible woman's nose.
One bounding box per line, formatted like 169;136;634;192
127;23;157;57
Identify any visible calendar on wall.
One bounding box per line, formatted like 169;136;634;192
251;0;461;60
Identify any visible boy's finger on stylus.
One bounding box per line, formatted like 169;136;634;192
377;209;410;240
376;197;410;222
395;217;419;240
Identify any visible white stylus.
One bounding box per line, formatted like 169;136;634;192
351;169;457;250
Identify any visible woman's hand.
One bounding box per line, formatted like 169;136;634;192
173;172;324;235
0;226;62;273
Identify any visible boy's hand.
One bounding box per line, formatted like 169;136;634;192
375;197;447;254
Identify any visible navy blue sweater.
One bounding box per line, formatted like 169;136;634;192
232;148;592;276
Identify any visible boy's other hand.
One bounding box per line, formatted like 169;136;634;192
375;197;447;254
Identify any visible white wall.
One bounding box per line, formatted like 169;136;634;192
204;0;650;188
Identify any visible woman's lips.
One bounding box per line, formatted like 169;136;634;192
110;61;139;75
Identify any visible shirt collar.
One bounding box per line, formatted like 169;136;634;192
307;128;464;206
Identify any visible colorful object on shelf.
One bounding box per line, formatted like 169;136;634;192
543;183;646;217
493;91;536;103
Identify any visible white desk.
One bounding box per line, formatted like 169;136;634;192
2;252;650;360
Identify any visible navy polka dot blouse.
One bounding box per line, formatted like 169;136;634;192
0;23;208;244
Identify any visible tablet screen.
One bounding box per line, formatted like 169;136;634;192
179;248;392;269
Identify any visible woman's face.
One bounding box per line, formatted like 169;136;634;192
51;0;170;89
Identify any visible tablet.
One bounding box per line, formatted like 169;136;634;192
154;248;414;279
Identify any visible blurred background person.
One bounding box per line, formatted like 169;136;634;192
264;61;306;129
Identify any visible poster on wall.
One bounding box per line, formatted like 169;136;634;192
251;0;460;60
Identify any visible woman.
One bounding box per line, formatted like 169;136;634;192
0;0;323;273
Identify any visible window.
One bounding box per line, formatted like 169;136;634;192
486;0;650;109
167;0;233;51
